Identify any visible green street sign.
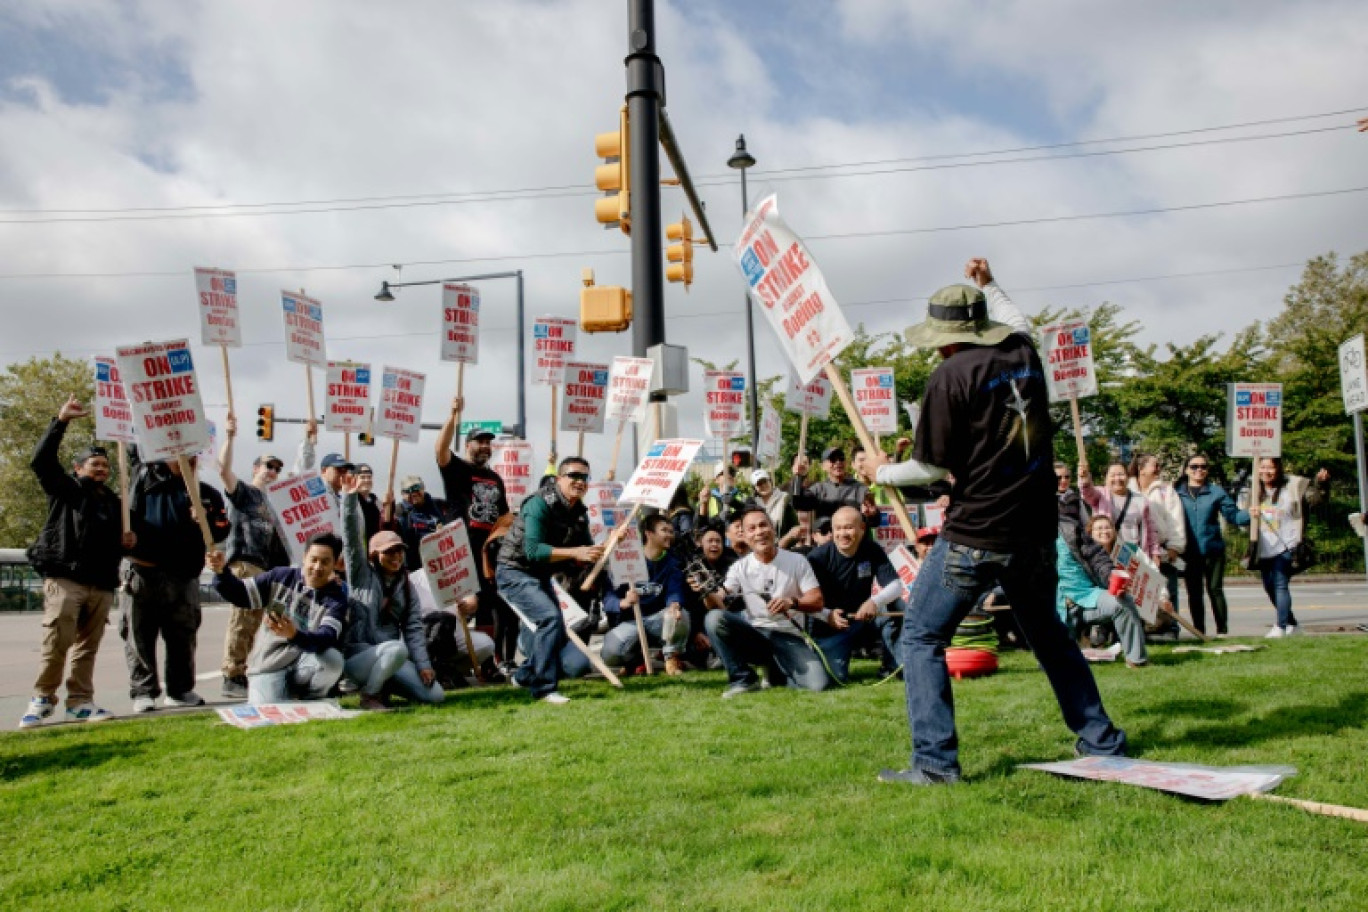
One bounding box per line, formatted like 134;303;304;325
460;420;502;436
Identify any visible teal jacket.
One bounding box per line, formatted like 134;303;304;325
1176;484;1248;557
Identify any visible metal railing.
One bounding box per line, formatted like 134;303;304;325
0;548;41;612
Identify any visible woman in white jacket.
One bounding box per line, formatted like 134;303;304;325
1254;458;1328;638
1128;454;1186;621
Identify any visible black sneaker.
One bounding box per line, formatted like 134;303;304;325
221;676;248;700
877;767;961;786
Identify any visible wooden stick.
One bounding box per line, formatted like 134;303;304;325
343;433;350;462
549;386;559;463
608;420;626;480
633;602;654;675
499;592;622;688
175;454;214;548
1069;395;1086;466
1250;791;1368;823
581;503;643;590
386;437;400;500
577;429;585;459
1161;604;1207;642
1249;466;1262;550
824;363;917;541
220;345;236;417
304;364;316;426
457;613;482;682
798;413;809;456
117;441;131;534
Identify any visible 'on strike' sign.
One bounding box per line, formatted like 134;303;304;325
441;283;480;364
851;367;897;435
532;316;577;386
619;438;704;509
1226;382;1282;459
420;520;481;606
281;291;326;368
606;356;653;424
266;471;340;564
93;356;135;443
376;366;426;443
787;373;832;418
115;339;211;460
325;361;371;434
560;361;609;434
1040;320;1098;401
704;370;746;439
194;267;241;348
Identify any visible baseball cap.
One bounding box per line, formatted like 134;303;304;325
368;530;405;555
74;445;109;465
320;453;353;470
353;463;373;475
253;453;284;468
714;462;733;478
400;475;425;492
467;428;496;442
821;446;846;463
751;469;771;485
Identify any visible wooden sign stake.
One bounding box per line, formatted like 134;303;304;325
633;602;654;675
117;441;131;534
386;437;401;500
1069;395;1087;466
220;345;236;418
175;454;214;548
608;420;627;481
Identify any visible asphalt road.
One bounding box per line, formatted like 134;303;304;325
2;580;1365;730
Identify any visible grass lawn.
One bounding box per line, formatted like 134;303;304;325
2;637;1367;911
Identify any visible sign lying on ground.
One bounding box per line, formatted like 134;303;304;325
1021;757;1291;802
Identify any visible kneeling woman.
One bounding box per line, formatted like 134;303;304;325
341;480;443;709
1056;514;1149;668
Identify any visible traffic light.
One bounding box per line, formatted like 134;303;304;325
732;448;752;469
579;268;632;333
594;105;631;234
665;214;694;290
256;404;274;441
358;407;375;446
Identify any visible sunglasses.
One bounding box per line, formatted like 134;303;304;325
403;485;424;494
1188;464;1209;471
265;462;284;472
562;471;591;483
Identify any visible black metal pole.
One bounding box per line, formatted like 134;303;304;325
741;166;759;454
515;270;526;440
626;0;665;373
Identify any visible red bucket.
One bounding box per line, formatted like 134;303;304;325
946;647;998;680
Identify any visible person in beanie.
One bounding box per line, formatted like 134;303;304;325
20;396;133;728
862;257;1127;784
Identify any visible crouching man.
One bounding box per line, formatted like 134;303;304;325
602;514;689;676
704;506;831;697
207;533;347;704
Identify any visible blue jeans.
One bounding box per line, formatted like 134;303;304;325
704;610;830;692
601;610;690;667
1258;552;1297;629
247;649;344;705
1071;592;1148;666
814;613;903;682
496;566;590;697
902;536;1126;777
345;641;444;704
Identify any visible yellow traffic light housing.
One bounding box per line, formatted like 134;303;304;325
665;214;694;290
594;106;631;234
256;404;274;441
580;268;632;333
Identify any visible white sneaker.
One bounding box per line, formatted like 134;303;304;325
131;696;156;713
19;696;56;729
1264;626;1285;639
1282;624;1300;637
163;691;206;708
539;692;571;705
65;704;114;723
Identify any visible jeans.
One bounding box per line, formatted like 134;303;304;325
1072;592;1148;666
704;610;830;692
600;610;690;666
902;536;1126;777
345;641;408;695
390;660;445;704
248;649;345;704
1259;552;1297;629
814;614;902;682
119;564;200;700
496;566;590;697
1183;550;1230;635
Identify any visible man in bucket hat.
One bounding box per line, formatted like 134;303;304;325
860;258;1127;785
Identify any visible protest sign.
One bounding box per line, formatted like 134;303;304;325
887;545;921;592
618;438;704;509
1021;757;1291;803
606;356;653;423
733;194;854;383
922;503;945;529
560;361;609;435
585;482;625;540
874;505;918;554
1040;320;1098;401
419;520;481;607
851;367;897;436
703;370;746;440
376;366;425;443
1339;334;1368;415
585;483;648;587
1227;382;1283;459
532;316;577;385
490;440;535;506
1119;546;1166;625
787;373;832;418
93;357;135;443
440;283;480;364
115;339;211;460
199;420;219;477
757;403;782;467
266;471;340;564
281;291;326;368
218;702;358;729
194;267;241;349
324;361;371;434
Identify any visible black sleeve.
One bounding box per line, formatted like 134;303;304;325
29;419;78;502
202;484;231;544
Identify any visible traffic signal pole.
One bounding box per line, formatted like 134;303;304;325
626;0;666;372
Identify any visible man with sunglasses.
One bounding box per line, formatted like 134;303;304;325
20;396;133;728
215;412;292;699
495;457;602;703
1177;454;1249;636
788;446;872;523
393;476;449;573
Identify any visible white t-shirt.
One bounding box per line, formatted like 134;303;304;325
721;549;823;634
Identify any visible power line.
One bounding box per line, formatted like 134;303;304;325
0;107;1362;222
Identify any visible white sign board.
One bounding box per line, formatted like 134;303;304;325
532;316;577;386
560;361;609;434
1121;547;1166;625
922;503;945;529
606;356;653;423
1021;757;1291;802
93;356;136;443
1227;382;1283;459
217;702;358;729
324;361;371;434
618;438;704;509
419;519;481;607
266;471;340;564
852;367;897;435
703;370;746;439
584;482;648;586
1040;320;1098;401
194;267;241;348
115;339;211;460
281;291;326;368
787;373;832;419
872;544;920;599
1339;334;1368;415
376;366;426;443
440;283;480;364
550;579;590;630
873;504;918;554
491;440;535;507
757;404;782;467
734;194;854;383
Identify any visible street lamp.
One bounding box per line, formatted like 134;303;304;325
373;270;527;439
728;133;759;454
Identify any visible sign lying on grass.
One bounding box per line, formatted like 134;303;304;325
217;701;359;729
1040;320;1097;401
1226;382;1282;459
1020;757;1292;802
419;520;481;607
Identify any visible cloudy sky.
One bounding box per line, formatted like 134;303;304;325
2;0;1366;484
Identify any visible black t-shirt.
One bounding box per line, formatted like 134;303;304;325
438;455;509;566
912;333;1057;550
806;539;899;612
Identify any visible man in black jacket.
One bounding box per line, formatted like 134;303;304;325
121;444;230;712
20;397;134;728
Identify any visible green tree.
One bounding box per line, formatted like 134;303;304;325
0;354;102;548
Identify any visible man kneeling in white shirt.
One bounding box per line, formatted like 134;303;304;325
704;506;831;697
